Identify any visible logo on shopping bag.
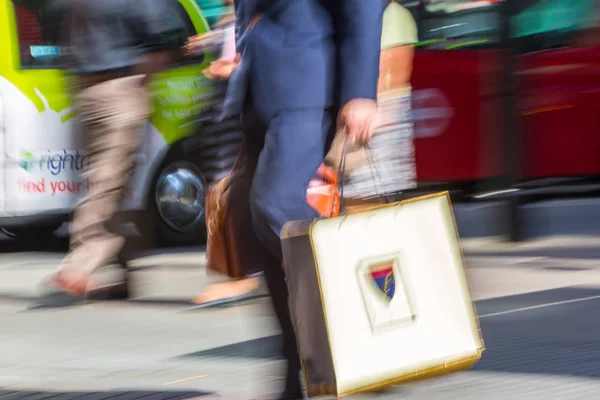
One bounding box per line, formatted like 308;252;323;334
369;263;395;301
357;254;415;334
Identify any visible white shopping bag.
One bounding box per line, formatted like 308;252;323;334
281;192;484;398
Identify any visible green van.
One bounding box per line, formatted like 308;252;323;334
0;0;224;245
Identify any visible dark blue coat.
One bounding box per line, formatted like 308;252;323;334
223;0;385;120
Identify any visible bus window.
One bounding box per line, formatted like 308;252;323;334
405;0;598;52
413;0;504;50
512;0;597;53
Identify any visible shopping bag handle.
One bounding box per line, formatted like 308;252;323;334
364;143;396;204
328;136;348;218
328;131;391;217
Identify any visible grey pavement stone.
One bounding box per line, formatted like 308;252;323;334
454;198;600;239
454;202;511;239
393;371;600;400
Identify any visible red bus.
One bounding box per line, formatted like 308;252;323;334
403;0;600;185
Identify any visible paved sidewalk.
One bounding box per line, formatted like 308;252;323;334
2;237;600;399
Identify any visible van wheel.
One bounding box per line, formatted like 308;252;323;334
150;155;208;247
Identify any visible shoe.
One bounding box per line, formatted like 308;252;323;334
38;275;86;307
38;257;130;307
188;278;263;309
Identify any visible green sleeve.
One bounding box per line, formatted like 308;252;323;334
381;3;418;50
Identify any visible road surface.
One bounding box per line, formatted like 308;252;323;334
1;236;600;399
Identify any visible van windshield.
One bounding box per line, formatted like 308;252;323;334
12;0;69;69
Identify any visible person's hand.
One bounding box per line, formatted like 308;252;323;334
337;98;378;144
184;31;224;56
202;54;241;80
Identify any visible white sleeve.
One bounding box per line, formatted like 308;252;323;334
220;24;237;61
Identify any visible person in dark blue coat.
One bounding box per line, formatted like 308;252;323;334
223;1;385;398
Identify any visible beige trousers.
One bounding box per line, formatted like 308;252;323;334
60;75;150;273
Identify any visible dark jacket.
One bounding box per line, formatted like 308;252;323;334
51;0;183;75
222;0;386;120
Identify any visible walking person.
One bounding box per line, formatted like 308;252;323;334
326;0;419;204
40;0;183;305
224;0;385;398
185;0;263;307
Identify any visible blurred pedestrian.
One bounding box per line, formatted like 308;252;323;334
40;0;182;305
185;0;263;307
223;0;384;398
316;0;419;212
379;1;418;94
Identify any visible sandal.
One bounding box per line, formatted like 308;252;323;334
189;278;262;309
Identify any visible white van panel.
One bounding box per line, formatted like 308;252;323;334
0;76;169;218
0;76;82;216
0;91;5;215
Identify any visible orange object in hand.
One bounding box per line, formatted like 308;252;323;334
306;164;340;218
282;165;339;270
